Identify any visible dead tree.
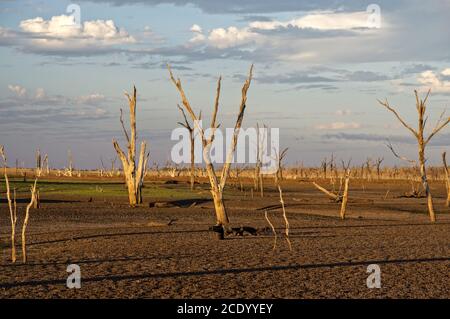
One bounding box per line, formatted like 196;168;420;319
254;123;265;197
365;157;373;181
67;149;74;177
168;64;253;239
320;157;327;179
1;146;18;263
234;165;245;192
329;153;336;186
339;160;351;219
110;156;117;176
112;86;150;206
100;156;107;176
22;178;38;263
277;185;292;250
378;89;449;222
375;157;384;180
264;210;277;251
177;105;196;190
274;147;288;186
35;149;42;177
443;152;450;207
43;154;49;176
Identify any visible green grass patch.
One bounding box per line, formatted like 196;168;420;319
0;178;215;200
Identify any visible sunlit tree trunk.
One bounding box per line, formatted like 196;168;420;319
442;152;450;207
113;86;149;207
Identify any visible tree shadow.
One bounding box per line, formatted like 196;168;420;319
26;229;209;247
1;256;448;289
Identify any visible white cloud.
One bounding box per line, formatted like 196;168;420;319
35;88;46;99
76;93;105;105
189;24;259;48
417;69;450;93
315;122;361;130
335;109;352;116
187;10;378;52
95;108;107;115
441;68;450;76
207;26;259;49
17;15;135;53
190;24;202;33
249;11;372;31
8;85;27;97
188;32;206;44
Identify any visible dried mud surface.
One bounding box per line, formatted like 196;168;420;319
1;180;449;298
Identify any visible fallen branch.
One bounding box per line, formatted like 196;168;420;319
312;181;342;202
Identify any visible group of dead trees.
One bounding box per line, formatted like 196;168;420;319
109;68;447;236
310;90;449;222
1;145;39;263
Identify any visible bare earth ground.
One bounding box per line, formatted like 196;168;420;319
0;178;449;298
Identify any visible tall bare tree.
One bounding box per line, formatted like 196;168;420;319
113;86;149;206
339;160;351;219
378;89;449;222
22;179;38;263
443;152;450;207
0;146;18;263
177;105;196;190
168;64;253;238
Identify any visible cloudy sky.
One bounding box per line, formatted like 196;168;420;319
0;0;449;169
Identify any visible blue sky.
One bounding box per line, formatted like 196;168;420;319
0;0;449;169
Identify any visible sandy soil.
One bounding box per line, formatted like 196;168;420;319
0;179;449;298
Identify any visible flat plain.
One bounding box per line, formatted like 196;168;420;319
1;176;449;298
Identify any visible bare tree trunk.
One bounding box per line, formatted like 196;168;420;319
264;210;277;251
22;179;38;263
190;131;195;190
113;87;149;207
1;146;18;263
277;185;292;251
419;146;435;221
259;174;264;198
35;149;42;177
340;170;350;219
211;189;228;239
443;152;450;207
177;104;196;190
68;149;73;177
